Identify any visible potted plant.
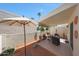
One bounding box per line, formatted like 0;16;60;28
0;48;15;56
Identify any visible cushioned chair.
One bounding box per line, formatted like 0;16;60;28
51;36;60;46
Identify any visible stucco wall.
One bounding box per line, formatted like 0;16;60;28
0;35;2;53
0;24;37;34
2;33;35;50
49;25;68;38
0;24;37;51
68;4;79;56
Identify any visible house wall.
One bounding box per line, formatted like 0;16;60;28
0;35;2;53
68;4;79;56
49;25;68;38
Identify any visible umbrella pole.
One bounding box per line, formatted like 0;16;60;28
23;24;26;56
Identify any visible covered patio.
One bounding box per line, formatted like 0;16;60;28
0;3;78;56
37;3;78;56
14;4;77;56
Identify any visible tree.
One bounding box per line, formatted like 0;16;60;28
37;12;41;19
31;17;34;20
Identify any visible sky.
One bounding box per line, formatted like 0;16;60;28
0;3;61;21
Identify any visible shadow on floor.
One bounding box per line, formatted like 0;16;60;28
14;41;56;56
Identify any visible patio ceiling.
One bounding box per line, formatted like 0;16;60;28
39;4;77;27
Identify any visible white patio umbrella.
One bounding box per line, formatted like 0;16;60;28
0;17;36;56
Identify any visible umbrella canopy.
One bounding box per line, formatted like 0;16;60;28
1;17;37;26
3;17;30;20
0;17;37;56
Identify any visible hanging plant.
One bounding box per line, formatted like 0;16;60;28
37;23;49;33
37;25;45;32
46;27;49;31
40;26;45;32
37;26;40;31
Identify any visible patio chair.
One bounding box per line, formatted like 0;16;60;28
51;36;60;46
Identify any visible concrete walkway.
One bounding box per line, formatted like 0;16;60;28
38;39;73;56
